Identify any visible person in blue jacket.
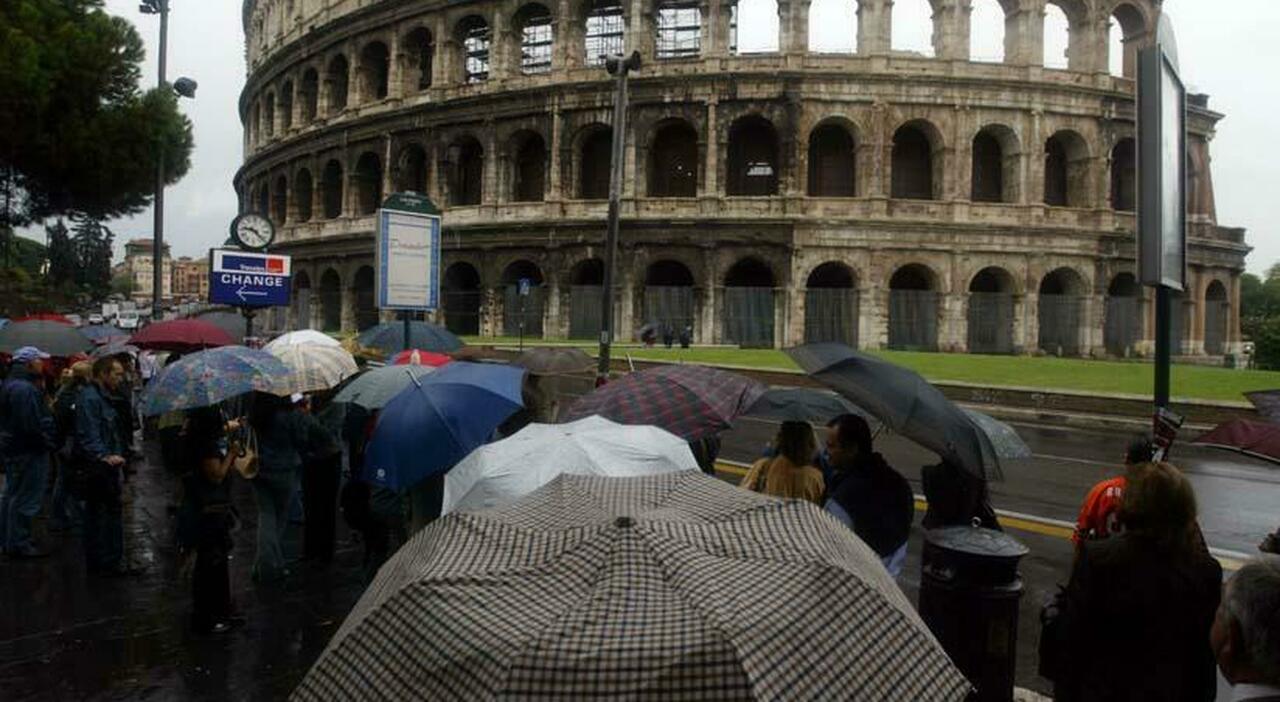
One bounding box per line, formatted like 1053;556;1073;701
0;347;57;558
74;356;135;575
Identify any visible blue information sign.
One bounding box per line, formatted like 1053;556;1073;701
208;249;292;308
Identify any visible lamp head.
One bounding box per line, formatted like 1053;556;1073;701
173;77;198;98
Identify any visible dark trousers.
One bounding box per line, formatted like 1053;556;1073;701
302;453;340;563
191;537;231;632
83;466;123;571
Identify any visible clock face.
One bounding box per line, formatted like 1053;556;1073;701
234;213;274;250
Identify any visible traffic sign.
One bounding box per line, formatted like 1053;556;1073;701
208;249;292;308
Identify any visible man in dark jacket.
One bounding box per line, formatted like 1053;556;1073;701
823;414;914;577
75;356;133;575
0;347;58;558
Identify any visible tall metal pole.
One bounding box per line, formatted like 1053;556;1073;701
596;52;640;386
403;310;411;352
151;0;170;320
1154;286;1171;408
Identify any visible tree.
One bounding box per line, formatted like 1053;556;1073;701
71;217;114;300
46;219;76;286
111;271;134;298
0;0;194;256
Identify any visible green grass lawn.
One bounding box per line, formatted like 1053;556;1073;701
463;337;1280;403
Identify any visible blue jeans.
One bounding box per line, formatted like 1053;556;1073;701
0;453;50;553
84;465;124;571
253;470;297;580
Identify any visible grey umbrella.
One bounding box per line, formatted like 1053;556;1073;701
744;386;878;428
0;320;95;357
960;408;1032;461
511;346;595;375
293;472;970;701
1245;390;1280;423
331;364;439;409
786;343;1002;481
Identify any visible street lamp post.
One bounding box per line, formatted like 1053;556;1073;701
595;51;641;386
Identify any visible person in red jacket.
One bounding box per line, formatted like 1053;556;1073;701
1072;436;1155;546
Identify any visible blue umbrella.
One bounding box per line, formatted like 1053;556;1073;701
356;321;464;356
364;362;525;490
139;345;289;416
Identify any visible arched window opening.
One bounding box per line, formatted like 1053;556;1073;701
458;16;491;83
272;175;288;225
294;169;313;223
319;269;342;332
971;126;1018;203
969;0;1005;63
656;0;701;60
321;160;343;219
449;137;484;206
805;262;858;346
585;0;625;67
513;132;547;202
292;270;313;330
967;267;1015;354
354;266;378;331
263;93;276;139
644;260;696;338
280;81;294;130
397;145;429;195
1039;268;1086;356
891;122;938;200
891;0;935;57
888;264;938;351
579;127;612;200
256;183;269;218
1043;3;1069;69
1205;281;1229;356
250;103;260;145
1104;272;1141;357
808;123;856;197
300;68;319;123
1044;131;1088;207
442;262;483;335
1108;4;1145;78
808;0;857;53
502;260;545;337
403;28;434;92
723;258;775;348
649;120;698;197
326;55;349;113
568;259;605;339
731;0;780;54
727;115;779;196
517;5;554;75
355;152;383;215
1110;138;1136;212
359;42;391;101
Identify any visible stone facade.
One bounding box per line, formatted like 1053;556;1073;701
237;0;1249;357
123;238;172;304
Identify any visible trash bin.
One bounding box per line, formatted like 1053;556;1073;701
918;523;1029;702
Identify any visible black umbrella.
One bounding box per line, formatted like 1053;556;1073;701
0;320;95;357
786;343;1002;481
1245;390;1280;424
744;387;878;428
357;321;464;356
511;347;595;375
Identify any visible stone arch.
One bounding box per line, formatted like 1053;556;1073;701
583;0;626;67
732;0;780;54
501;259;545;337
256;182;270;218
577;124;612;199
319;268;342;332
510;130;548;202
300;67;319;122
1044;0;1089;71
457;15;492;84
292;269;313;330
655;0;702;60
353;265;378;331
892;120;944;201
1044;130;1090;207
354;152;383;215
321;159;343;219
888;263;939;350
808;0;858;53
805;261;859;346
808;120;857;197
567;258;604;339
727;114;780;196
448;135;484;206
293;168;313;222
401;26;434;93
279;80;294;130
272;173;288;225
1038;267;1088;356
325;54;349;113
723;257;776;347
891;0;936;57
1110;137;1136;212
643;259;697;337
647;118;699;197
1104;271;1141;357
263;91;276;139
967;266;1016;354
358;41;390;102
396;143;429;195
971;123;1021;204
442;261;482;335
1108;2;1148;78
1204;280;1229;356
515;3;554;74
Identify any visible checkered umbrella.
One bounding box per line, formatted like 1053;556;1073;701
561;365;766;440
293;472;970;701
267;343;359;395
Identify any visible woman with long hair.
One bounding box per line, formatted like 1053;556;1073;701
739;421;824;505
1054;462;1221;701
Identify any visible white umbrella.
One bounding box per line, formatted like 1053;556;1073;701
265;329;342;350
442;415;698;515
268;343;359;395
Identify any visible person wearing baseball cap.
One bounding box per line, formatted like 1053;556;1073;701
0;346;57;558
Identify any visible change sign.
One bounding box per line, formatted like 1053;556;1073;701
208;249;292;307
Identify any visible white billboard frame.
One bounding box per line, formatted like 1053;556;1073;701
1137;43;1187;291
376;207;441;311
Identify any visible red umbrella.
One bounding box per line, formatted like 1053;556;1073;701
130;318;235;352
1193;419;1280;465
390;349;453;367
15;312;73;325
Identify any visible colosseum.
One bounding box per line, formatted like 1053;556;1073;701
237;0;1248;358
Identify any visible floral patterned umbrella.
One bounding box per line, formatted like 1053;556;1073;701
139;345;289;416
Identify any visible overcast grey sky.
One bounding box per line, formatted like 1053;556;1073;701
33;0;1276;274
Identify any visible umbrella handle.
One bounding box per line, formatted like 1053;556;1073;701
406;367;423;389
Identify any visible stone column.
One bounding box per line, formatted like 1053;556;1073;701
1004;0;1045;67
548;105;564;199
857;0;892;56
348;44;362;106
777;0;809;57
545;267;561;340
701;252;717;344
703;99;719;196
556;0;582;70
341;278;356;333
934;0;972;61
618;263;636;342
1085;293;1106;357
482;123;499;204
1229;273;1244;355
491;11;515;81
628;0;655;61
784;283;803;348
432;17;452;87
712;0;733;56
868;101;890;198
700;0;717;58
382;135;396;198
387;30;405;100
1023;291;1040;352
